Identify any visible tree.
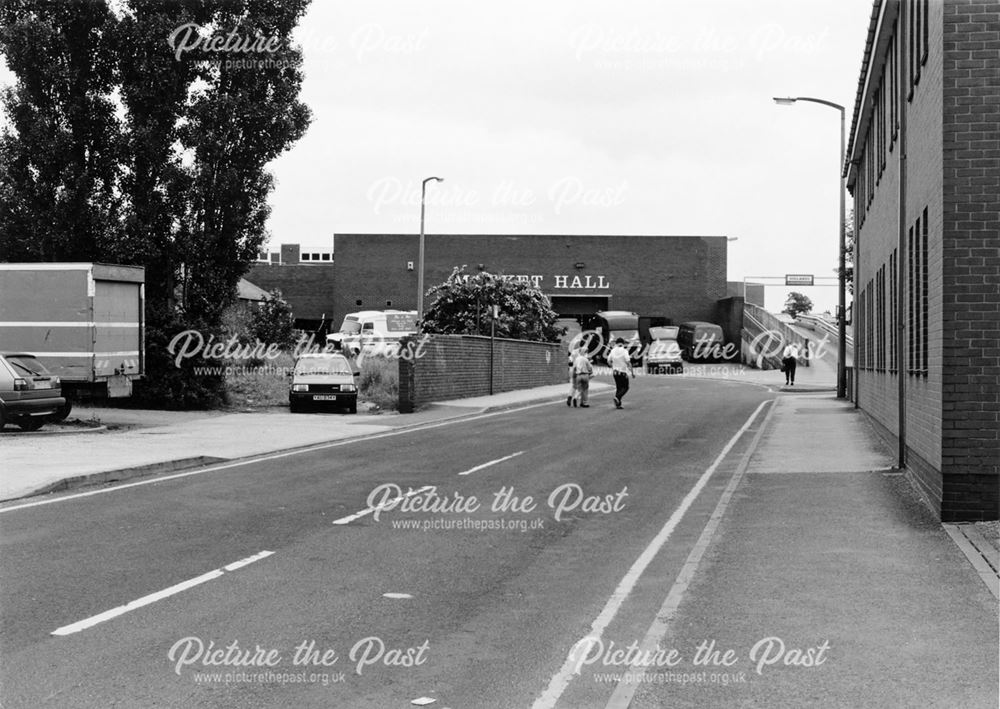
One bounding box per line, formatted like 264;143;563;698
249;289;295;349
422;267;563;342
0;0;312;406
837;208;855;296
783;292;813;318
0;0;123;261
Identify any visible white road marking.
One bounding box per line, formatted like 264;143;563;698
331;486;434;525
51;550;274;636
383;593;414;599
411;698;437;706
530;400;772;709
457;451;524;476
1;401;563;514
605;400;777;708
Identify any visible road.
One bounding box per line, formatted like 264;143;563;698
1;376;774;708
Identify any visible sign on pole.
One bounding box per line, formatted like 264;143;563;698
785;274;815;286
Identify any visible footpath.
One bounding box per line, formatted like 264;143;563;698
624;394;999;709
0;381;611;502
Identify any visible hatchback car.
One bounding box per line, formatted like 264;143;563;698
644;326;684;374
0;353;67;431
289;353;360;414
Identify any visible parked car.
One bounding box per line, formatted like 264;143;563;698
677;321;726;362
644;326;684;374
289;353;359;414
0;353;67;431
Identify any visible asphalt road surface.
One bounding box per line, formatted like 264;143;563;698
1;376;774;708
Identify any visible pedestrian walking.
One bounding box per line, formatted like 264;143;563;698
782;343;799;386
567;339;583;406
608;338;634;409
572;347;593;408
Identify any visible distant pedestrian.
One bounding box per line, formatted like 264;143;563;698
573;348;593;408
608;338;635;409
567;339;583;406
782;343;799;386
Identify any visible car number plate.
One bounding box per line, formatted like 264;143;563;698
313;394;338;401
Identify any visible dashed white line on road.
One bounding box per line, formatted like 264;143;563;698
457;451;524;476
331;485;434;525
51;550;275;636
530;400;773;709
383;593;414;599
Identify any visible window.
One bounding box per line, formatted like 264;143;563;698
321;253;331;261
890;27;898;146
914;0;921;86
921;207;929;373
907;0;915;100
300;253;311;261
907;208;930;376
889;249;897;373
908;224;915;372
878;265;886;371
921;0;929;66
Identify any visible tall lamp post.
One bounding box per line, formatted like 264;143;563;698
773;96;847;399
417;176;444;325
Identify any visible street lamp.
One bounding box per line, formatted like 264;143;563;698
773;96;848;399
417;176;444;324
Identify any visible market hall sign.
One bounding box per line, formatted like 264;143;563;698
468;274;611;289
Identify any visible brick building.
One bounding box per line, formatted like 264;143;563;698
248;244;336;330
331;233;728;325
845;0;999;520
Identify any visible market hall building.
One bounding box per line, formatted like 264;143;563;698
846;0;999;521
330;233;727;326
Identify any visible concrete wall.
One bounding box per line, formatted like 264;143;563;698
398;334;566;412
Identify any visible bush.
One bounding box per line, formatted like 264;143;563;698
131;309;227;409
249;290;296;350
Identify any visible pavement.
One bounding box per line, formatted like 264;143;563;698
628;393;999;708
0;381;611;502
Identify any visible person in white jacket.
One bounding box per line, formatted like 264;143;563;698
782;343;800;386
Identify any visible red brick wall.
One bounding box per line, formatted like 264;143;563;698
398;334;567;412
850;0;999;520
940;0;1000;520
333;234;728;326
246;264;337;326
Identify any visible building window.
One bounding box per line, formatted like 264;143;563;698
907;0;915;100
907;208;930;376
920;207;929;374
921;0;929;66
890;28;898;146
889;249;897;373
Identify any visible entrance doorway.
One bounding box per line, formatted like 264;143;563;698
549;295;609;319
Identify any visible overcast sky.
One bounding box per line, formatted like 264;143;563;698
1;1;874;314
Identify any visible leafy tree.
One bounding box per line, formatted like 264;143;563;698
783;291;814;318
249;289;295;349
422;267;563;342
0;0;123;261
0;0;312;406
841;209;855;295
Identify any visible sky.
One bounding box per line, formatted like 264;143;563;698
0;1;875;315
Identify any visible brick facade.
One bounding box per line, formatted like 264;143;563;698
333;233;728;325
246;263;337;329
846;0;999;521
398;334;567;412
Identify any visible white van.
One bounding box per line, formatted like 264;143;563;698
327;310;419;356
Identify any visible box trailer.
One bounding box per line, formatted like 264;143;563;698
0;263;145;400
